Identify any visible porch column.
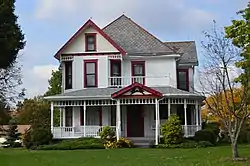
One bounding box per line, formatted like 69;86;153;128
59;108;62;127
155;99;159;145
184;99;187;137
116;99;121;141
62;107;66;127
195;101;199;126
50;102;54;133
168;98;171;118
199;104;202;126
83;101;86;137
72;107;75;136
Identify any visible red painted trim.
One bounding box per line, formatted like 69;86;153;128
99;107;102;126
131;61;145;85
54;19;126;59
85;33;97;51
111;82;162;98
110;59;121;77
177;68;189;91
61;52;120;57
84;59;98;88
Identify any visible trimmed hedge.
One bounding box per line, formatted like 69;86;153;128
157;141;213;149
194;129;216;145
37;138;105;150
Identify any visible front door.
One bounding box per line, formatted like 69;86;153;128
127;105;144;137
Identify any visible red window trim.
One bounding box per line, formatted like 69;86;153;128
65;61;73;90
110;59;121;77
84;59;98;88
131;61;145;85
177;68;189;91
85;33;97;52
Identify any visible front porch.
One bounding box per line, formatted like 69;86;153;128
51;98;202;143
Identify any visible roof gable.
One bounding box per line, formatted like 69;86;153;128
103;15;174;55
54;19;126;59
111;82;163;98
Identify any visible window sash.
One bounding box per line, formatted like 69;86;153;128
85;61;97;87
86;35;96;51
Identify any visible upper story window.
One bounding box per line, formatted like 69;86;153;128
84;60;98;88
131;61;145;84
177;69;189;91
65;61;72;90
85;33;96;52
110;60;121;86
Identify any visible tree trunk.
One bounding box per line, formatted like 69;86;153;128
231;142;239;159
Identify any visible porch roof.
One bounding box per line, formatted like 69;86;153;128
44;86;203;101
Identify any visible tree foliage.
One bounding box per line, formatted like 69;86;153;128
4;118;21;147
44;70;62;96
0;98;11;125
225;2;250;98
0;0;25;69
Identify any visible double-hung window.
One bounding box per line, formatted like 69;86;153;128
177;69;189;91
85;33;96;51
65;61;72;90
84;60;98;87
131;61;145;84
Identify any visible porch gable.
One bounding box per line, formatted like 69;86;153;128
111;82;163;99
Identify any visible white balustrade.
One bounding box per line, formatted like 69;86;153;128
108;76;171;87
53;126;116;139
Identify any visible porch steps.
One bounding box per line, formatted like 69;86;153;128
128;138;153;148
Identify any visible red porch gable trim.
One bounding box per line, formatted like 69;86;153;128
111;82;163;99
54;19;126;60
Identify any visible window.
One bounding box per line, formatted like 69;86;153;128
154;104;168;120
177;69;189;91
84;60;98;87
65;107;73;127
131;61;145;84
80;106;101;126
85;33;96;51
65;61;72;89
110;60;121;86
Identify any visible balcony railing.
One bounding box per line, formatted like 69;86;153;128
108;76;171;87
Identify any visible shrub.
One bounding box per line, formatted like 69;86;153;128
194;129;216;145
99;126;116;140
161;114;183;145
204;122;220;136
116;137;133;148
196;141;213;148
37;138;104;150
23;127;53;149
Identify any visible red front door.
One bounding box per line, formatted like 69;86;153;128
127;105;144;137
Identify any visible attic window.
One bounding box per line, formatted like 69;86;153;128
85;33;96;51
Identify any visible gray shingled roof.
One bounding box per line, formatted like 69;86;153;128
45;86;202;100
164;41;198;65
103;15;174;55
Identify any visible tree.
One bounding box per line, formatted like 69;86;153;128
198;22;249;160
4;118;21;147
0;98;11;125
225;2;250;101
44;70;62;96
0;0;25;69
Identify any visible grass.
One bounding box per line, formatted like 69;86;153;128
0;146;250;166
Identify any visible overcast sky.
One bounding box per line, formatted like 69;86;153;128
15;0;249;98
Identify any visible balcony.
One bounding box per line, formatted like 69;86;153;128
108;76;172;87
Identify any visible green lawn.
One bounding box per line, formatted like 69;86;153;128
0;146;249;166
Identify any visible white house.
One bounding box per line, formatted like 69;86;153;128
45;15;204;145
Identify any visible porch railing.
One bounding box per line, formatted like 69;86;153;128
108;76;171;87
151;125;201;137
53;126;116;139
182;125;202;137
